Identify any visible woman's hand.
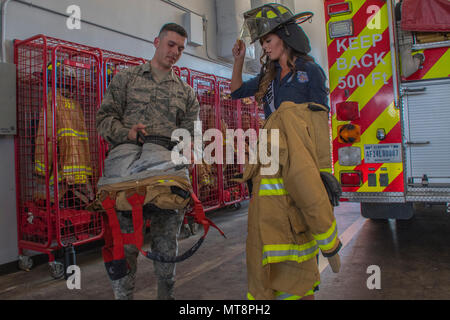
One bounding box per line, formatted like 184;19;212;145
232;39;246;62
231;40;245;92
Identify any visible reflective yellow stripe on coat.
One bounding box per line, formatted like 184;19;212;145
275;281;320;300
247;281;320;300
259;178;288;196
57;128;88;140
312;220;338;252
262;241;319;266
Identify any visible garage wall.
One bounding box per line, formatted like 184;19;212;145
0;136;17;265
3;0;239;76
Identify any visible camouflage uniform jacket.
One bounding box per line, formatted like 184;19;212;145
96;62;200;147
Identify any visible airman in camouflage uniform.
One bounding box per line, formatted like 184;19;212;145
96;23;200;300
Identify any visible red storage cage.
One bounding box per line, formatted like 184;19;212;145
100;53;146;174
180;67;191;84
218;80;245;206
191;74;222;211
14;35;103;278
101;50;146;96
240;96;264;199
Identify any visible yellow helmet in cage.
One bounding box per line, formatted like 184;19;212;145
47;61;77;84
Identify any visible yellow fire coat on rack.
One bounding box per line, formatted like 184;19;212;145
34;89;92;186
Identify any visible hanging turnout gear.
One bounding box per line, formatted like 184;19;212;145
235;102;342;300
93;138;225;281
241;3;313;54
35;61;92;195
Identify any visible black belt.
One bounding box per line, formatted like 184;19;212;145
136;132;178;151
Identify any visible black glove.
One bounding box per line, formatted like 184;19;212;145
320;172;342;207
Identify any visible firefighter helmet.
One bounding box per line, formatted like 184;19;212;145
46;61;77;86
241;3;313;46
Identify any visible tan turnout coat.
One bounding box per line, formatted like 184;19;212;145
241;101;341;300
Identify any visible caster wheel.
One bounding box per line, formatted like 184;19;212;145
18;255;33;271
48;261;64;279
229;203;241;211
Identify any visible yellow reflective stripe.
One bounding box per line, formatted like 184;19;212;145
259;189;288;196
320;168;333;173
158;179;174;183
275;281;320;300
261;178;283;184
259;178;288;196
62;165;92;171
62;165;92;175
72;175;88;184
35;160;46;173
312;220;338;251
247;292;255;300
262;241;319;265
57;128;88;140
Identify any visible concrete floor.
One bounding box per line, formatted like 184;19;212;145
0;201;449;300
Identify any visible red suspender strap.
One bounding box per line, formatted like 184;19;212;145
125;188;146;255
101;193;125;261
100;192;129;281
190;192;226;239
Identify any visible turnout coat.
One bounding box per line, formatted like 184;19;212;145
241;101;341;300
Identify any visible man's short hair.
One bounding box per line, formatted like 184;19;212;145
158;23;188;39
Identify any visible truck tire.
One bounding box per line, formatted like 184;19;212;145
361;202;414;220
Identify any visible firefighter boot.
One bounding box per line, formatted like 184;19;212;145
157;278;175;300
110;244;138;300
111;273;135;300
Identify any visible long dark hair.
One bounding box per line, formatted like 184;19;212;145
254;36;314;105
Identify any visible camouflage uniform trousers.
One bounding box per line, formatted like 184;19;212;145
110;203;185;300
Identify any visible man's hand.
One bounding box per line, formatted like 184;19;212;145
232;39;246;62
128;123;148;142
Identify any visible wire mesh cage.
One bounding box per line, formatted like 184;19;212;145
218;80;244;205
239;96;264;199
14;35;104;268
191;75;221;211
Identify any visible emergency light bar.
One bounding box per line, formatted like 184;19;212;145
329;19;354;39
327;2;352;16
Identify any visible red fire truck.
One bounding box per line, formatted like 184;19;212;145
323;0;450;218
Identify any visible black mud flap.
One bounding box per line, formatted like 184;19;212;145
361;202;414;220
